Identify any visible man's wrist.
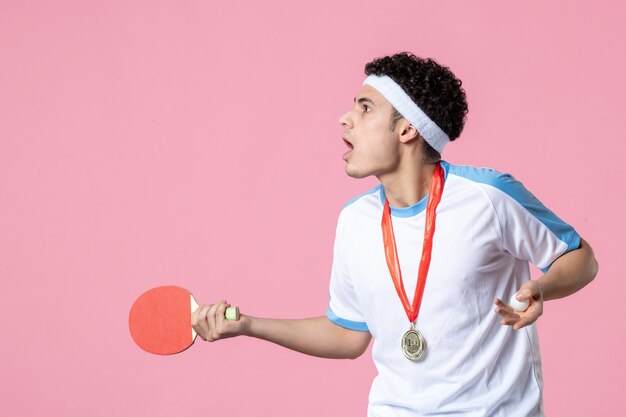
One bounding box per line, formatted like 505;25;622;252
240;314;256;338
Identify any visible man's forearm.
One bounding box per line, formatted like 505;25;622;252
245;315;372;360
538;238;598;301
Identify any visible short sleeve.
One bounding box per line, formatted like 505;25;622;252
326;212;369;332
481;172;581;272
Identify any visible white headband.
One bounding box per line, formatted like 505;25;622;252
363;74;450;154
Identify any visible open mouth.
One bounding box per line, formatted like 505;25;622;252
343;137;354;149
342;137;354;161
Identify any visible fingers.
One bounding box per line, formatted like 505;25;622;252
513;318;530;331
493;298;520;325
493;292;543;331
192;300;230;342
515;289;533;302
215;302;230;330
514;300;543;330
192;304;212;341
518;280;542;302
206;301;222;340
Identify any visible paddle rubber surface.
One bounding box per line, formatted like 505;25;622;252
129;286;195;355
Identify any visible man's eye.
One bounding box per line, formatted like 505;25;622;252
363;105;370;112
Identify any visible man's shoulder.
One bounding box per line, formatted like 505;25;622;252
335;184;383;232
445;161;507;185
342;184;382;211
443;161;526;197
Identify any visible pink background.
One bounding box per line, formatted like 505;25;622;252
1;1;624;415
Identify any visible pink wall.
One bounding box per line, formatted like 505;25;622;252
1;1;623;415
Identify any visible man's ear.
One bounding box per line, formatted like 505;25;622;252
397;120;420;144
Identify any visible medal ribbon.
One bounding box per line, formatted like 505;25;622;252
382;163;445;324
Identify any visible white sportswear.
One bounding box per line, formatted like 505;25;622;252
326;161;580;417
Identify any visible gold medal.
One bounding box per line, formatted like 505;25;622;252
401;325;426;361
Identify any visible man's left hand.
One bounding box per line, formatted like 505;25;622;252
494;280;543;330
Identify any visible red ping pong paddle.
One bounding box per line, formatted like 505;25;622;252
129;285;240;355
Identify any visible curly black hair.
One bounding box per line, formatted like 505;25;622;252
365;52;468;159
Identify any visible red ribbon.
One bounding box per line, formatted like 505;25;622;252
382;163;445;324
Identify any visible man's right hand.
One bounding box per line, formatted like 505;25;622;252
192;300;250;342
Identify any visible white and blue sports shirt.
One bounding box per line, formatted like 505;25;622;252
327;161;580;417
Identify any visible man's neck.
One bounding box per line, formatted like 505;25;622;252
379;161;438;208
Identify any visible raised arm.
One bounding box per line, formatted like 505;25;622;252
192;302;372;359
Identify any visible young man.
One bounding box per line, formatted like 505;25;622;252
192;53;598;416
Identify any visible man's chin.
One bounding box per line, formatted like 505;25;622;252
345;165;369;179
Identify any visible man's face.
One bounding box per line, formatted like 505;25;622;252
339;85;400;179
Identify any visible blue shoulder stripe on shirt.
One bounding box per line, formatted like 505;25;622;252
326;307;369;332
343;184;382;209
442;161;581;271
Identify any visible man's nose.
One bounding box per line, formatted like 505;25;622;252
339;110;353;128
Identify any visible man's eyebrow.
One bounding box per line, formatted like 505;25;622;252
354;96;376;106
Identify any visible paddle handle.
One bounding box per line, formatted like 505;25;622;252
225;306;240;321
